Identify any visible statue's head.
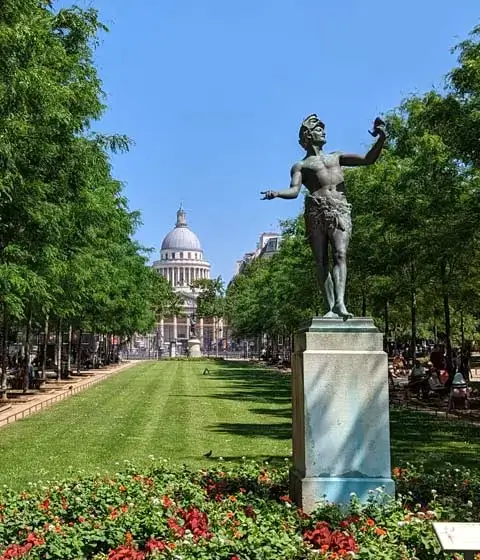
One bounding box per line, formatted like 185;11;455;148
298;114;326;150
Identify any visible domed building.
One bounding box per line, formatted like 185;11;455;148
152;207;224;355
153;206;211;290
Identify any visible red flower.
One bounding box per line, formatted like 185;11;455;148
107;545;145;560
39;499;50;511
167;517;185;538
0;533;44;560
244;505;256;518
279;495;292;503
145;539;166;553
304;522;358;554
161;495;173;508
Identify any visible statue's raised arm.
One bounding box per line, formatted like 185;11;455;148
339;117;387;167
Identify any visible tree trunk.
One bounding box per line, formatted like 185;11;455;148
361;290;367;317
76;330;82;374
41;315;49;380
66;324;73;375
56;320;62;380
440;261;453;376
92;333;97;368
410;289;417;363
384;301;389;353
410;264;417;362
0;305;8;401
460;310;465;351
25;309;32;362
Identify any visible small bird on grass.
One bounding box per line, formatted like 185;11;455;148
203;450;212;458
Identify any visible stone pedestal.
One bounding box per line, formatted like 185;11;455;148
188;338;202;358
290;317;394;512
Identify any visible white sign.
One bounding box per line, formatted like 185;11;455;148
470;367;480;381
433;522;480;551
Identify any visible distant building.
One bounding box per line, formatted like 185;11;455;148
234;231;281;276
151;207;225;354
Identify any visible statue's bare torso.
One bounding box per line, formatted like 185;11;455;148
294;153;346;200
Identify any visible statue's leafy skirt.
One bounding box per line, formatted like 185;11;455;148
304;194;352;236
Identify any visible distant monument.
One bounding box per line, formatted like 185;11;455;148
188;313;202;358
262;115;394;510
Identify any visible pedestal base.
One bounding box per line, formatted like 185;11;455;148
290;317;395;512
188;338;202;358
290;469;395;511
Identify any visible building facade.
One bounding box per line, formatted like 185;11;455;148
152;207;224;354
234;231;281;276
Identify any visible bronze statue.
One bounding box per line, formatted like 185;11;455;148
262;115;386;319
189;313;197;338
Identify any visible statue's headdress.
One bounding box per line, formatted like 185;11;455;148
298;114;324;149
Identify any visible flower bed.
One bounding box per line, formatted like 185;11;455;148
0;459;479;559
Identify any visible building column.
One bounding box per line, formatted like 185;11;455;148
160;319;164;348
218;317;224;342
200;318;204;348
173;315;178;341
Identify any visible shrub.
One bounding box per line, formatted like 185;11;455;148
0;459;478;559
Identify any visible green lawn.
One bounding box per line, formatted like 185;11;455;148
0;359;479;490
0;360;291;489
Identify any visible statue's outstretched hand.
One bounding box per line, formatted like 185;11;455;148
260;190;277;200
369;117;386;138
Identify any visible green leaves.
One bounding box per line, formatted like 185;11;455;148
228;22;480;349
193;277;225;319
0;0;173;394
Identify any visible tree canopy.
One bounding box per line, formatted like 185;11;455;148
0;0;177;396
225;23;480;369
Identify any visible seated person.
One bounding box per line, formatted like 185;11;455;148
451;371;468;408
428;370;443;391
452;371;467;387
411;360;426;379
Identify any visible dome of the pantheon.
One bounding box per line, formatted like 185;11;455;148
161;207;202;252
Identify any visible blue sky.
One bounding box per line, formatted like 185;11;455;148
60;0;478;281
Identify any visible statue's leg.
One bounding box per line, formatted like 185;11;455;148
305;217;335;315
330;228;353;320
